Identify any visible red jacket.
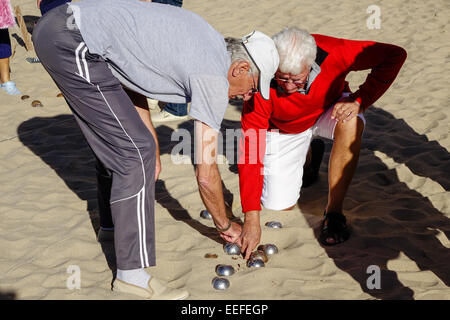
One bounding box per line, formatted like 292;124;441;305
238;34;407;213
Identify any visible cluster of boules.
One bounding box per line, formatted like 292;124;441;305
246;243;279;269
209;215;281;290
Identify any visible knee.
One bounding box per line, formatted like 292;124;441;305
335;116;364;142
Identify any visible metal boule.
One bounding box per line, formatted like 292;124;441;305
223;242;241;255
200;209;212;220
215;264;235;277
249;250;268;263
259;244;278;255
246;258;265;268
265;221;282;228
212;277;230;290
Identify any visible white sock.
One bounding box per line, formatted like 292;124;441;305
116;268;152;289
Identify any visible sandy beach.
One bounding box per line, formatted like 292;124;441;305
0;0;449;300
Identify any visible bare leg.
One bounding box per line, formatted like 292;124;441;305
319;116;364;245
326;116;364;213
0;58;11;83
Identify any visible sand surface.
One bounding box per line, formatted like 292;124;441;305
0;0;449;300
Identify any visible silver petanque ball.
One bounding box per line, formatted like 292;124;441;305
258;244;279;255
212;277;230;290
250;250;268;263
223;242;241;255
246;258;265;268
215;264;235;277
200;209;212;220
265;221;282;229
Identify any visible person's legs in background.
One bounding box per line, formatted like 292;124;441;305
151;0;183;9
39;0;72;16
151;101;189;122
0;28;21;95
163;102;187;116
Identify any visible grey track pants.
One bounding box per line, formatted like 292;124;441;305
32;5;156;270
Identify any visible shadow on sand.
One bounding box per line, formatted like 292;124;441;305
17;104;449;299
17;114;236;277
0;290;16;300
298;106;450;299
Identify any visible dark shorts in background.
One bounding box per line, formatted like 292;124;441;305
0;29;11;59
40;0;72;16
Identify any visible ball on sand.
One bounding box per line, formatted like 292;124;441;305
200;209;212;220
265;221;282;228
246;258;265;268
250;250;268;263
215;264;235;277
258;244;278;255
223;243;241;255
212;277;230;290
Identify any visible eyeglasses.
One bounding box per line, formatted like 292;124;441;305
275;74;309;86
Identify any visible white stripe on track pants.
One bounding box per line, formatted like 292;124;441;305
33;5;156;270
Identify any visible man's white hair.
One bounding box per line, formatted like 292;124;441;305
272;27;317;75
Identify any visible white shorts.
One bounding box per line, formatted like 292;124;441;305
261;93;366;210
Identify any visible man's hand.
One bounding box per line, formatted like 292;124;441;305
37;0;42;8
218;221;242;244
239;211;261;260
331;96;361;123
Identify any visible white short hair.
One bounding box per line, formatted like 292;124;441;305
224;37;259;75
272;27;317;74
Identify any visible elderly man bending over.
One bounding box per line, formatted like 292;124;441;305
33;0;279;299
238;27;406;259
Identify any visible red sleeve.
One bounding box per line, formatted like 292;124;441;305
238;92;273;213
339;39;407;110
